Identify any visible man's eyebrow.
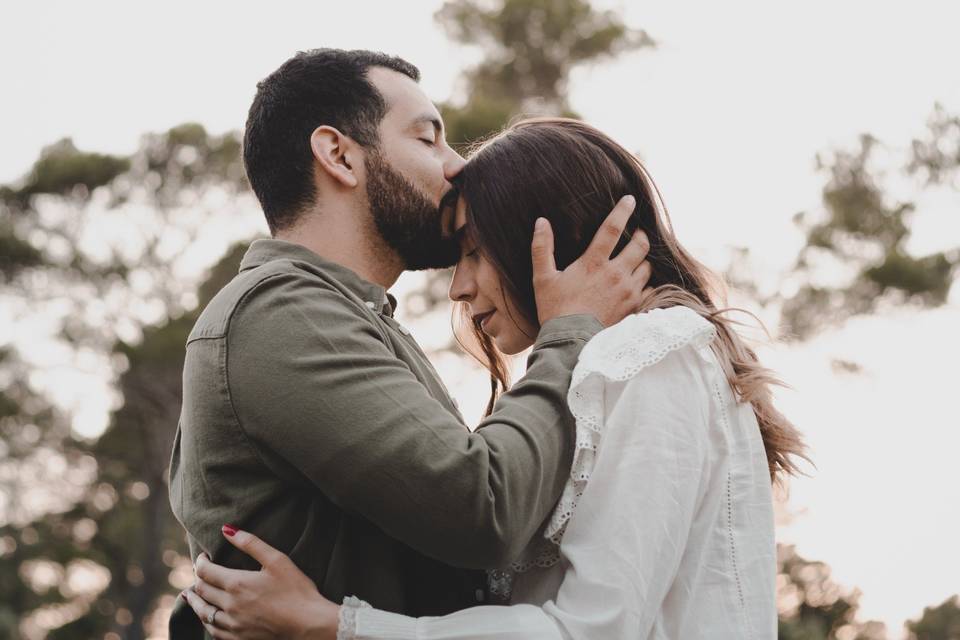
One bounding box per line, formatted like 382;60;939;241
411;114;443;137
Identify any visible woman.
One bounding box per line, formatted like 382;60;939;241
183;118;806;639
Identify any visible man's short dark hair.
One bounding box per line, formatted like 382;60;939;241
243;49;420;234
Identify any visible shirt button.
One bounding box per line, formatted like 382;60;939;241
475;589;485;603
364;301;377;310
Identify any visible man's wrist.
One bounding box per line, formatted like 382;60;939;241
535;313;604;348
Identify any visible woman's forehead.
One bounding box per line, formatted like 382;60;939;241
454;196;468;228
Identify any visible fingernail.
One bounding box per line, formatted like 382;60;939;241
222;524;238;537
535;218;547;231
624;195;636;206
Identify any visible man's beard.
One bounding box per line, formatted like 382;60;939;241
365;150;459;271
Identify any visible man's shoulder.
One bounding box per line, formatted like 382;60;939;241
187;259;363;343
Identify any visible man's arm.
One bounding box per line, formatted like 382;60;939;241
228;275;598;569
229;196;649;570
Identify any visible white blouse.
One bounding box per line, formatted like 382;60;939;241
337;306;777;640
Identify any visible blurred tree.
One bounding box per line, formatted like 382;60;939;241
909;103;960;187
435;0;654;146
776;545;887;640
4;4;953;638
0;126;253;639
905;595;960;640
778;106;960;340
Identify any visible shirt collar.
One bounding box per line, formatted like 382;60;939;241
239;239;398;317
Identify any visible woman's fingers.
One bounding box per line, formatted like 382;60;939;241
192;575;232;611
203;619;239;640
182;588;238;639
195;552;249;591
222;525;287;570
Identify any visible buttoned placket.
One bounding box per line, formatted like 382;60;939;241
367;293;413;335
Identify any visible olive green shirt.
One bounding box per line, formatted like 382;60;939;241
167;239;602;637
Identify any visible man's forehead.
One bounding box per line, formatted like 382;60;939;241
367;66;442;126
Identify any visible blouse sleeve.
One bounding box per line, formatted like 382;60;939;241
343;330;714;640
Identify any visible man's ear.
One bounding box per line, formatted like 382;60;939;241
310;126;360;188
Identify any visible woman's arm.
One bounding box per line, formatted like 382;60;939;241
186;345;711;640
350;352;711;638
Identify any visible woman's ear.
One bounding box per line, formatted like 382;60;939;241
310;126;360;188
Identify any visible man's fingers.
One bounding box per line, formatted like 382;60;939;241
613;229;650;271
222;525;286;569
632;259;653;287
585;195;636;262
530;217;557;280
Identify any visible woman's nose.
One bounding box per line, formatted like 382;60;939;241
448;263;475;302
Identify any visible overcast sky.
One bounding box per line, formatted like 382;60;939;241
4;1;960;634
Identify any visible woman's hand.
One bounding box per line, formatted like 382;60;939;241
181;525;340;640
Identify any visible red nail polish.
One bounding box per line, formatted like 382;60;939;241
222;524;238;537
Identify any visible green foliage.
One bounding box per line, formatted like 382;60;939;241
863;250;958;301
3;139;130;207
776;545;886;639
906;595;960;639
0;223;43;280
434;0;653;145
909;103;960;186
0;121;249;637
0;242;248;638
781;123;960;340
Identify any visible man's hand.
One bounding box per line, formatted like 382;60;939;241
532;195;653;327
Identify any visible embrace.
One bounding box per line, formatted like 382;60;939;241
169;48;805;639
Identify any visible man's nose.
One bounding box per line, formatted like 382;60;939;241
443;148;466;182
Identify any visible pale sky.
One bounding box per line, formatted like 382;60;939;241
4;1;960;635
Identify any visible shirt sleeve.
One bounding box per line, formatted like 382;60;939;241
227;271;603;570
348;346;711;639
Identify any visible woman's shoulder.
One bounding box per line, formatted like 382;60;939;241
537;306;718;556
573;305;717;388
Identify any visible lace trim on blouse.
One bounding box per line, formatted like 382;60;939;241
337;595;372;640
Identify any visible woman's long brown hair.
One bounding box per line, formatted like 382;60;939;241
453;117;806;483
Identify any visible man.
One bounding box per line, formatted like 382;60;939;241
168;48;650;637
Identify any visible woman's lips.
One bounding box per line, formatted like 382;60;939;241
475;310;495;331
